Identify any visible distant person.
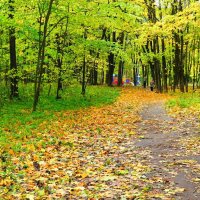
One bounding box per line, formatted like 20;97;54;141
143;77;147;88
150;80;155;91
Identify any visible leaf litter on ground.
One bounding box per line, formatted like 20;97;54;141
0;88;199;199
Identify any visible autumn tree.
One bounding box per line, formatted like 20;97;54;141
33;0;55;111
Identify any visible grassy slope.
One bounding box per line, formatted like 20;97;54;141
0;85;120;152
166;91;200;117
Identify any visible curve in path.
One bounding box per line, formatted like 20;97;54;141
135;101;200;200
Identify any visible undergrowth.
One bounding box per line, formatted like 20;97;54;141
167;91;200;108
0;84;120;152
166;90;200;118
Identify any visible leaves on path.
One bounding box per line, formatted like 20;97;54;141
0;88;199;199
136;94;200;200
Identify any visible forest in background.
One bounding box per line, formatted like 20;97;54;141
0;0;200;111
1;1;200;198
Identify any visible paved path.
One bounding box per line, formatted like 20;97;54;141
135;101;200;200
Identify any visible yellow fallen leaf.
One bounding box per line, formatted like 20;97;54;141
26;194;34;200
129;131;136;135
8;149;15;155
174;187;185;193
192;178;200;182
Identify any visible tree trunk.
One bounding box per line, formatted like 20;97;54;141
81;54;86;95
153;37;162;93
55;33;62;99
197;39;200;88
107;32;116;86
161;38;168;92
107;53;115;86
179;33;184;92
185;42;189;92
56;57;63;99
93;67;98;85
118;60;124;86
33;0;54;111
149;41;156;82
118;32;125;86
173;34;180;92
9;0;18;99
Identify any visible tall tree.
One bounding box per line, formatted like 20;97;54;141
33;0;55;111
9;0;18;98
107;32;116;86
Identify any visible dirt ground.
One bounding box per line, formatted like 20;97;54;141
135;101;200;200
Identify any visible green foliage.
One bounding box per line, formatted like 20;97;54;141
167;99;177;108
39;85;120;111
167;92;200;108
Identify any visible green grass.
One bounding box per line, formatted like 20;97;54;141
0;83;120;152
167;91;200;108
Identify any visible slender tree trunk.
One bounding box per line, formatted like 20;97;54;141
144;41;155;83
173;34;180;92
107;53;115;86
48;84;52;96
89;51;99;85
56;57;62;99
81;54;86;95
100;69;104;85
168;40;173;91
118;60;124;86
192;48;196;91
9;0;18;99
195;40;199;89
131;54;137;86
158;0;167;92
161;38;168;92
154;37;162;92
197;39;200;88
33;0;54;111
92;58;98;86
172;0;179;92
118;32;125;86
107;32;116;86
185;42;189;92
56;3;70;98
93;67;98;85
55;33;62;99
172;0;185;92
179;33;184;92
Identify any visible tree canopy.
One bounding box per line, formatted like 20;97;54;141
0;0;200;109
